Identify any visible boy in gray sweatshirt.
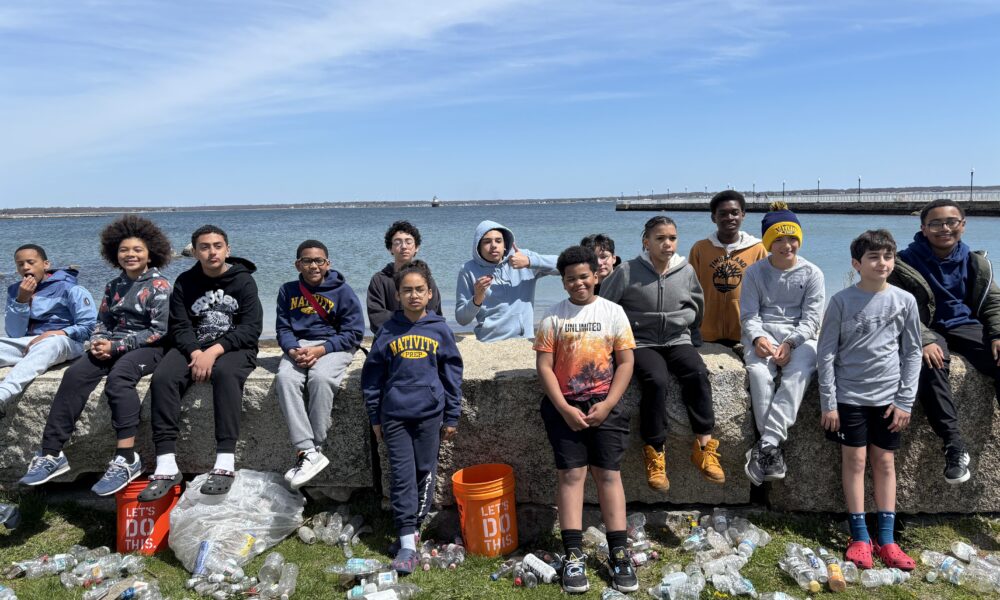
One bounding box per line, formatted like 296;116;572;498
740;203;824;486
817;230;922;571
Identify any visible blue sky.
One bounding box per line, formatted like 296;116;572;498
1;0;997;207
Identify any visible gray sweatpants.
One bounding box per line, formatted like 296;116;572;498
275;340;354;451
0;335;84;405
743;323;817;447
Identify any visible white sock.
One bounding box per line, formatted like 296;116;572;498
154;453;178;476
400;533;417;551
213;453;235;472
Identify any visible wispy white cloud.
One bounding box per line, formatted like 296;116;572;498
1;0;997;174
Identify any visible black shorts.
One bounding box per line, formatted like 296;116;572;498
540;395;630;471
825;403;901;450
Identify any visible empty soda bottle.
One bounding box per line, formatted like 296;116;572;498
816;547;846;592
860;568;910;588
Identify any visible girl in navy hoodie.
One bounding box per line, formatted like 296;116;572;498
361;260;463;575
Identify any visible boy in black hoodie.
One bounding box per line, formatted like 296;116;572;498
139;225;263;501
275;240;364;489
361;260;463;575
366;221;442;336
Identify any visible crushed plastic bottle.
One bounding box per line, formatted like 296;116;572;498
951;541;978;562
601;588;629;600
325;559;388;577
860;568;910;588
0;583;17;600
297;526;316;545
736;529;761;558
711;572;758;597
701;553;747;577
759;593;801;600
583;526;607;549
648;571;688;599
361;583;420;599
681;525;709;552
777;555;820;593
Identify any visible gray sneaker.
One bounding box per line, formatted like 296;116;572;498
762;444;787;481
944;445;971;484
744;442;765;487
19;452;70;486
91;454;143;497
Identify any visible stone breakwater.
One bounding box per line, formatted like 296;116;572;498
1;338;996;513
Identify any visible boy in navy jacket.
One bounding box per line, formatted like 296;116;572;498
1;244;96;417
361;260;463;575
275;240;364;488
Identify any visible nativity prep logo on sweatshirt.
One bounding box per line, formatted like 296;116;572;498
388;334;440;359
191;289;239;343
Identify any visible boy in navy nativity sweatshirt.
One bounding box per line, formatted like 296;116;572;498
361;260;463;575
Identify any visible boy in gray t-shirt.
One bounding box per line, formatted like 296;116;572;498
817;230;922;572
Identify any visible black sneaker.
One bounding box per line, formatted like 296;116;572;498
762;444;787;481
560;551;589;593
744;442;765;487
944;445;971;484
609;546;638;592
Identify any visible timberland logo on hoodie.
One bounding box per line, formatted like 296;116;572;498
191;289;239;342
708;255;748;293
389;335;439;359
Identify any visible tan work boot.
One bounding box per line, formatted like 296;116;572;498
691;438;725;484
642;444;670;492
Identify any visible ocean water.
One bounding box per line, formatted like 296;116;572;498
2;202;998;337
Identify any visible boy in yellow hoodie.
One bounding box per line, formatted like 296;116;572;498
689;191;767;346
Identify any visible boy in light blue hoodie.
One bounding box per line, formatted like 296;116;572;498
1;244;97;417
455;220;558;342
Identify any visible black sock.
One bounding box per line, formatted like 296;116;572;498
115;447;135;462
561;529;583;558
606;530;628;555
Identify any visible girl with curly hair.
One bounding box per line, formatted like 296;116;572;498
19;214;173;496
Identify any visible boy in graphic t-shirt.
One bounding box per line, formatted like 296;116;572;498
534;245;637;594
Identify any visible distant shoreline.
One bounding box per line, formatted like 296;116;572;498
3;185;997;219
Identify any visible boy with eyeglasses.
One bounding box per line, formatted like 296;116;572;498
367;221;442;336
888;199;1000;485
275;240;364;488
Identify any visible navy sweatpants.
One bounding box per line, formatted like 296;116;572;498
383;414;442;536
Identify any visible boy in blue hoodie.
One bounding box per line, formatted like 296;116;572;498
455;220;558;342
275;240;364;488
1;244;97;417
362;260;463;574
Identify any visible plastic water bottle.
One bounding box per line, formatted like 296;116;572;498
736;529;761;558
348;582;379;598
648;571;688;599
840;559;859;583
707;528;731;552
951;541;978;562
701;553;747;576
522;553;557;583
583;526;607;548
325;559;387;576
816;547;846;592
627;512;648;540
25;554;77;578
711;508;729;534
777;556;820;593
958;565;1000;593
601;589;629;600
861;568;910;588
273;562;299;599
800;547;828;582
297;526;316;545
340;515;364;545
259;552;285;584
361;583;421;599
0;583;17;600
681;526;708;551
760;593;801;600
490;559;517;581
711;572;757;597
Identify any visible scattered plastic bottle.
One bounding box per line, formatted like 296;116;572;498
760;593;801;600
681;525;709;552
601;589;629;600
951;541;978;562
271;562;299;599
777;555;820;593
816;547;846;592
361;583;420;599
706;528;731;552
711;507;730;534
325;559;387;577
860;567;910;588
0;583;16;600
490;559;517;581
711;572;758;597
259;552;285;584
583;526;607;548
701;553;747;577
522;553;557;583
736;529;761;558
648;571;688;599
297;526;316;545
25;554;77;578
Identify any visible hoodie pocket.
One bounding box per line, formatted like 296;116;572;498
382;385;442;420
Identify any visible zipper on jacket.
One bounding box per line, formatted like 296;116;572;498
976;254;994;316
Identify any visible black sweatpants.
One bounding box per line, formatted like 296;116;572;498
632;344;714;446
40;347;164;455
919;322;1000;448
382;414;442;536
149;347;256;455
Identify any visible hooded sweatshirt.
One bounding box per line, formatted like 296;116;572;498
91;268;172;356
455;220;558;342
361;311;464;427
689;231;766;343
598;252;704;348
276;270;364;355
5;268;97;343
898;233;978;329
169;257;263;358
739;256;825;350
367;262;443;336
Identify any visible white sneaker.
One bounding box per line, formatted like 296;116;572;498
289;449;330;489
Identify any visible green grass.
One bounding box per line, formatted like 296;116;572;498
1;489;998;599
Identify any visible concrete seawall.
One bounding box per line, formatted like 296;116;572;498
2;339;996;513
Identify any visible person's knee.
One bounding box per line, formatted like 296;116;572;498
558;467;588;486
870;449;895;476
589;466;621;487
843;449;867;474
210;366;241;387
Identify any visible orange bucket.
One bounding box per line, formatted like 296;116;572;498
451;463;518;557
116;480;180;555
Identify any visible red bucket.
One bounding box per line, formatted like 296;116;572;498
116;480;180;555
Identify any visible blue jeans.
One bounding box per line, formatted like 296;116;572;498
0;335;83;405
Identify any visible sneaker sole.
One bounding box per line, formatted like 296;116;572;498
744;448;763;487
612;580;640;593
945;470;971;485
763;470;786;482
20;462;71;486
562;582;590;593
92;467;143;497
291;454;331;489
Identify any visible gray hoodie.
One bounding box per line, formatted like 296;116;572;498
740;256;825;349
598;252;704;348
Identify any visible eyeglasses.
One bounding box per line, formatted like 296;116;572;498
925;218;965;232
391;239;416;247
297;257;329;266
